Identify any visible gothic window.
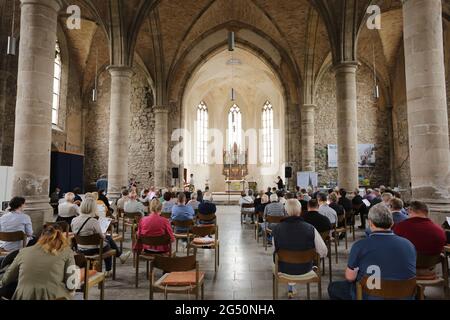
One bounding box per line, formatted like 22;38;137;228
196;101;208;164
228;103;242;150
52;42;62;125
261;101;274;164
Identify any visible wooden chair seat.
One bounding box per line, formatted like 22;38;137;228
189;239;219;248
83;249;117;261
111;233;123;243
154;272;205;290
174;233;189;239
416;277;445;286
272;267;320;283
357;276;420;300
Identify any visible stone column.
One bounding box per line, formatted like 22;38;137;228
12;0;63;232
301;104;316;172
402;0;450;222
0;72;7;165
106;66;134;200
334;62;359;192
154;106;169;188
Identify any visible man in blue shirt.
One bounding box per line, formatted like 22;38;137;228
390;198;408;225
96;175;108;193
328;204;416;300
171;193;195;233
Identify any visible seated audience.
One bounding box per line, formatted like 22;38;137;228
196;190;204;203
317;192;337;226
140;189;150;203
278;191;287;205
302;199;332;233
171;193;195;233
98;189;112;213
253;191;264;212
301;188;311;202
116;189;130;211
56;192;80;225
161;192;175;213
296;192;308;213
198;192;217;225
394;201;446;257
134;199;174;254
338;189;352;214
352;195;369;229
272;199;328;299
124;191;146;216
187;193;200;210
239;191;255;223
265;187;272;197
0;225;75;300
328;192;344;219
73;187;82;205
381;192;394;207
263;194;286;244
328;204;416;300
390;198;408;225
91;192;108;218
0;197;33;252
255;194;269;222
71;197;131;276
369;188;382;207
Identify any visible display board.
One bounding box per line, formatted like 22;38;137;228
297;172;318;188
0;166;14;205
328;144;375;168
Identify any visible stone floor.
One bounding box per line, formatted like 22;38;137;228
88;205;447;300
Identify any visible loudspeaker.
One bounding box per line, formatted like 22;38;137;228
172;167;179;179
285;166;293;179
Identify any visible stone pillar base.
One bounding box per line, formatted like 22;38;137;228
423;200;450;225
24;198;54;235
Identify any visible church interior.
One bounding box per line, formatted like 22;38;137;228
0;0;450;301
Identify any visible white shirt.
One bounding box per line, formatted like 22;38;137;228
319;204;338;226
58;202;80;218
313;228;328;258
0;211;33;252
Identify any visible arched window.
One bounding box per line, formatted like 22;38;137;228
52;42;62;125
196;101;208;164
228;103;242;150
261;101;274;164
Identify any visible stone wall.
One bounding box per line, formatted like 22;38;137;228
84;65;155;190
314;62;391;187
0;65;17;166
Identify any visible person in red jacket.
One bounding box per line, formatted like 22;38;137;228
393;201;446;256
134;199;175;254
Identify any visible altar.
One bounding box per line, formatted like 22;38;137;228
223;143;248;193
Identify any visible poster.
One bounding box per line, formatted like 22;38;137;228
297;172;318;188
327;144;376;168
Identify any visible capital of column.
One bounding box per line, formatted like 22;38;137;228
332;61;359;74
153;105;170;114
107;66;135;78
20;0;63;12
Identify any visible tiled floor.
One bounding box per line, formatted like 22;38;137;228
88;205;447;300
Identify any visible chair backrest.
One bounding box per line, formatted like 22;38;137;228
194;208;199;215
45;221;70;235
265;215;284;224
0;231;27;248
117;208;124;217
275;248;319;265
191;225;217;237
197;213;216;223
337;214;346;226
74;253;87;268
416;253;443;269
137;233;172;246
357;276;417;299
319;230;330;242
74;234;103;246
160;212;171;219
171;219;195;229
153;255;197;272
242;203;255;209
124;212;142;222
345;209;354;221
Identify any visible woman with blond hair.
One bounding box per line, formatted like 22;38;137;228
134;199;174;254
71;197;131;276
0;225;75;300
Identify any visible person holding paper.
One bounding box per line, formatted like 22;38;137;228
71;196;131;276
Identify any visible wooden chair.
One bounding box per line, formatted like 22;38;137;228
345;209;356;241
188;225;220;272
161;211;171;219
356;275;422;300
74;234;117;280
0;231;27;257
150;255;204;300
319;230;333;282
416;252;449;298
121;211;142;252
74;254;106;300
334;214;348;250
45;221;70;237
263;215;285;251
197;213;216;225
171;220;194;253
135;233;173;288
254;212;263;243
240;203;255;225
273;248;321;300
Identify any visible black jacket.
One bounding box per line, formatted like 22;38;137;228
302;210;332;233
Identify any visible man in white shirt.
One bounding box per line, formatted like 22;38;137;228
57;192;80;224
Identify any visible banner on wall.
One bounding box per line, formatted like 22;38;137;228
297;171;318;188
327;144;376;168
